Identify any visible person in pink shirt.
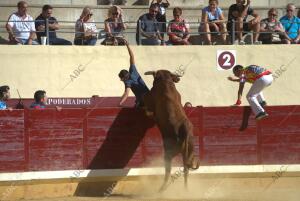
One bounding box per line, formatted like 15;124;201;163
167;7;190;45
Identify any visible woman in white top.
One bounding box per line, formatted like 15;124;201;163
74;7;98;45
199;0;227;45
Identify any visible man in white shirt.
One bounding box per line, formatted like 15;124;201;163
6;1;39;45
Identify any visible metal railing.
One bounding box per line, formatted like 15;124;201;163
1;19;299;45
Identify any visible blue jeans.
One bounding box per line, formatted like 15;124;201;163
18;38;39;45
74;38;97;46
141;38;161;45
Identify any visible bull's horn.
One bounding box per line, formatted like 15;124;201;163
172;72;182;77
144;71;156;76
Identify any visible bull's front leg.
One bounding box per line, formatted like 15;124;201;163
159;155;172;192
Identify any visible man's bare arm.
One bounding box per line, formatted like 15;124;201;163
240;0;251;18
124;39;135;65
119;88;131;106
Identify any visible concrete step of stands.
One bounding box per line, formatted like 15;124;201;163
1;0;299;7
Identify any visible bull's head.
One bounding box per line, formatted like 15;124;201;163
144;70;181;83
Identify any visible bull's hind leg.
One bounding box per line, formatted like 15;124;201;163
181;121;200;170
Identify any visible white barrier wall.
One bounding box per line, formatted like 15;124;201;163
0;45;299;106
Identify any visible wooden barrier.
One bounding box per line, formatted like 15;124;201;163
0;106;300;173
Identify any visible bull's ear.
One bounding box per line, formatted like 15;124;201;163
144;71;156;76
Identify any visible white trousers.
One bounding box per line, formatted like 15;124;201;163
246;74;273;115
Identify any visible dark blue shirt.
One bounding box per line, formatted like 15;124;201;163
228;4;254;22
123;64;149;103
30;102;46;109
35;14;57;42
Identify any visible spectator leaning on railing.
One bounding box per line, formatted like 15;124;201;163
136;4;163;45
227;0;261;44
35;5;72;45
259;8;289;44
199;0;227;45
167;7;190;45
30;90;47;109
6;1;39;45
150;0;170;40
74;7;98;45
280;3;300;44
30;90;62;110
103;5;126;46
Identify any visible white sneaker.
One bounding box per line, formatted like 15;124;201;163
239;40;246;45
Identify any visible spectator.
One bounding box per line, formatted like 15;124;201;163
30;90;47;109
0;86;11;110
200;0;227;45
30;90;62;110
35;5;72;45
102;6;126;45
167;7;190;45
74;7;98;45
118;39;149;108
298;9;300;18
150;0;170;40
259;8;289;44
6;1;39;45
136;4;163;45
227;0;261;44
280;3;300;44
184;102;193;108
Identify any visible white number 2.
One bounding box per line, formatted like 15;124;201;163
222;54;232;67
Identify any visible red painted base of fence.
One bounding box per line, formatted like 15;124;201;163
0;106;300;173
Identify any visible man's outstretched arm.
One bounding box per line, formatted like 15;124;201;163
119;87;131;106
124;39;135;66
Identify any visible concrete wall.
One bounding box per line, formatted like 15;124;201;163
0;45;299;106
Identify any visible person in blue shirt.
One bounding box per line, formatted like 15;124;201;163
0;85;10;110
118;39;150;108
280;3;300;44
200;0;227;45
35;5;72;45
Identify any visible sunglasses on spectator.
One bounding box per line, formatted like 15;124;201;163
88;13;93;16
269;13;277;17
112;12;119;15
286;9;294;12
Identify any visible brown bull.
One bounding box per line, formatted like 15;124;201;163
143;70;199;192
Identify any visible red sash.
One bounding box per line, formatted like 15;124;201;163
254;70;272;81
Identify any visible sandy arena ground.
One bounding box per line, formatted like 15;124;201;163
16;175;300;201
